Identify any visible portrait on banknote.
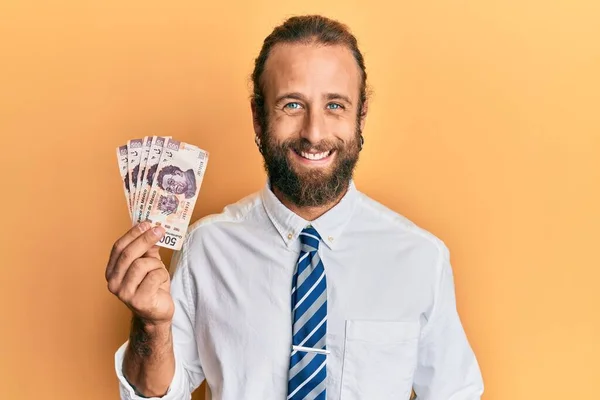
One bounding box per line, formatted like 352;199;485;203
156;165;197;199
157;194;179;215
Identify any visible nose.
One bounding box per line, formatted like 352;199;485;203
300;108;327;145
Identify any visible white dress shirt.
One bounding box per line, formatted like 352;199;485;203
115;181;484;399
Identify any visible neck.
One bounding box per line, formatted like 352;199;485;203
272;184;349;221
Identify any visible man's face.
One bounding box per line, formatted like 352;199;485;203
162;171;187;194
255;42;366;207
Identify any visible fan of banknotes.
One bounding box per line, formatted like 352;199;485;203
116;136;209;250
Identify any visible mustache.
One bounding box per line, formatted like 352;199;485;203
280;138;346;154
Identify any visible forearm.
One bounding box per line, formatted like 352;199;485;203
123;315;175;397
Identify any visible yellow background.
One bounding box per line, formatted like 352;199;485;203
1;1;599;399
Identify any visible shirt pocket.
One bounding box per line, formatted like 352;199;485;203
340;320;420;400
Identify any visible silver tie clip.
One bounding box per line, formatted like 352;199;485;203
292;345;330;355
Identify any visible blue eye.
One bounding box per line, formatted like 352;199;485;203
327;103;344;110
284;102;302;109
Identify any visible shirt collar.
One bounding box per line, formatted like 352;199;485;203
260;180;359;250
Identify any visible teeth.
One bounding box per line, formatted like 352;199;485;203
300;151;331;160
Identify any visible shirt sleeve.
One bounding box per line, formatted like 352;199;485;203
412;244;484;399
114;245;205;399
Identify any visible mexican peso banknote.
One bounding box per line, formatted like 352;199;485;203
126;138;144;216
116;145;132;219
133;136;169;224
144;139;208;250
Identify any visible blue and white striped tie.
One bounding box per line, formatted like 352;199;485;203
287;226;328;400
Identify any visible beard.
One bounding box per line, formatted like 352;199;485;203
260;127;361;207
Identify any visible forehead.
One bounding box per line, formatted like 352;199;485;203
261;42;361;101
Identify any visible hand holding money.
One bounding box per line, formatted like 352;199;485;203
106;222;174;325
116;137;209;250
105;222;176;397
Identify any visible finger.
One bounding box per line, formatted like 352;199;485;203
108;225;165;287
106;222;152;280
143;245;162;261
131;268;170;309
115;257;166;301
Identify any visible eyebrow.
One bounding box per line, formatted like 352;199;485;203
274;92;305;104
325;93;353;105
274;92;353;106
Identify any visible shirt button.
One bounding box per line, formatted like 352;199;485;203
328;236;334;242
288;233;293;239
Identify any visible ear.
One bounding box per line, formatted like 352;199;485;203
250;99;262;136
359;99;369;132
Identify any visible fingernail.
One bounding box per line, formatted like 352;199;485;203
139;222;150;232
152;226;164;236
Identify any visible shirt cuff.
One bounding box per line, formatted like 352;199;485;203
114;341;184;400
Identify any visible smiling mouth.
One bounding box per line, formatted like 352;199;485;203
293;149;333;161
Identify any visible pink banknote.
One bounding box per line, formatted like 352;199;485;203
116;145;132;219
145;139;209;250
126;138;144;217
133;136;169;224
132;137;152;218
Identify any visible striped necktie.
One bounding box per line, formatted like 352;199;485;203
287;226;328;400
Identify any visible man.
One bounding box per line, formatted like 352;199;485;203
106;15;484;400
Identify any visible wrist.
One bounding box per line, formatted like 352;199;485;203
132;314;171;333
129;315;172;358
137;315;171;333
